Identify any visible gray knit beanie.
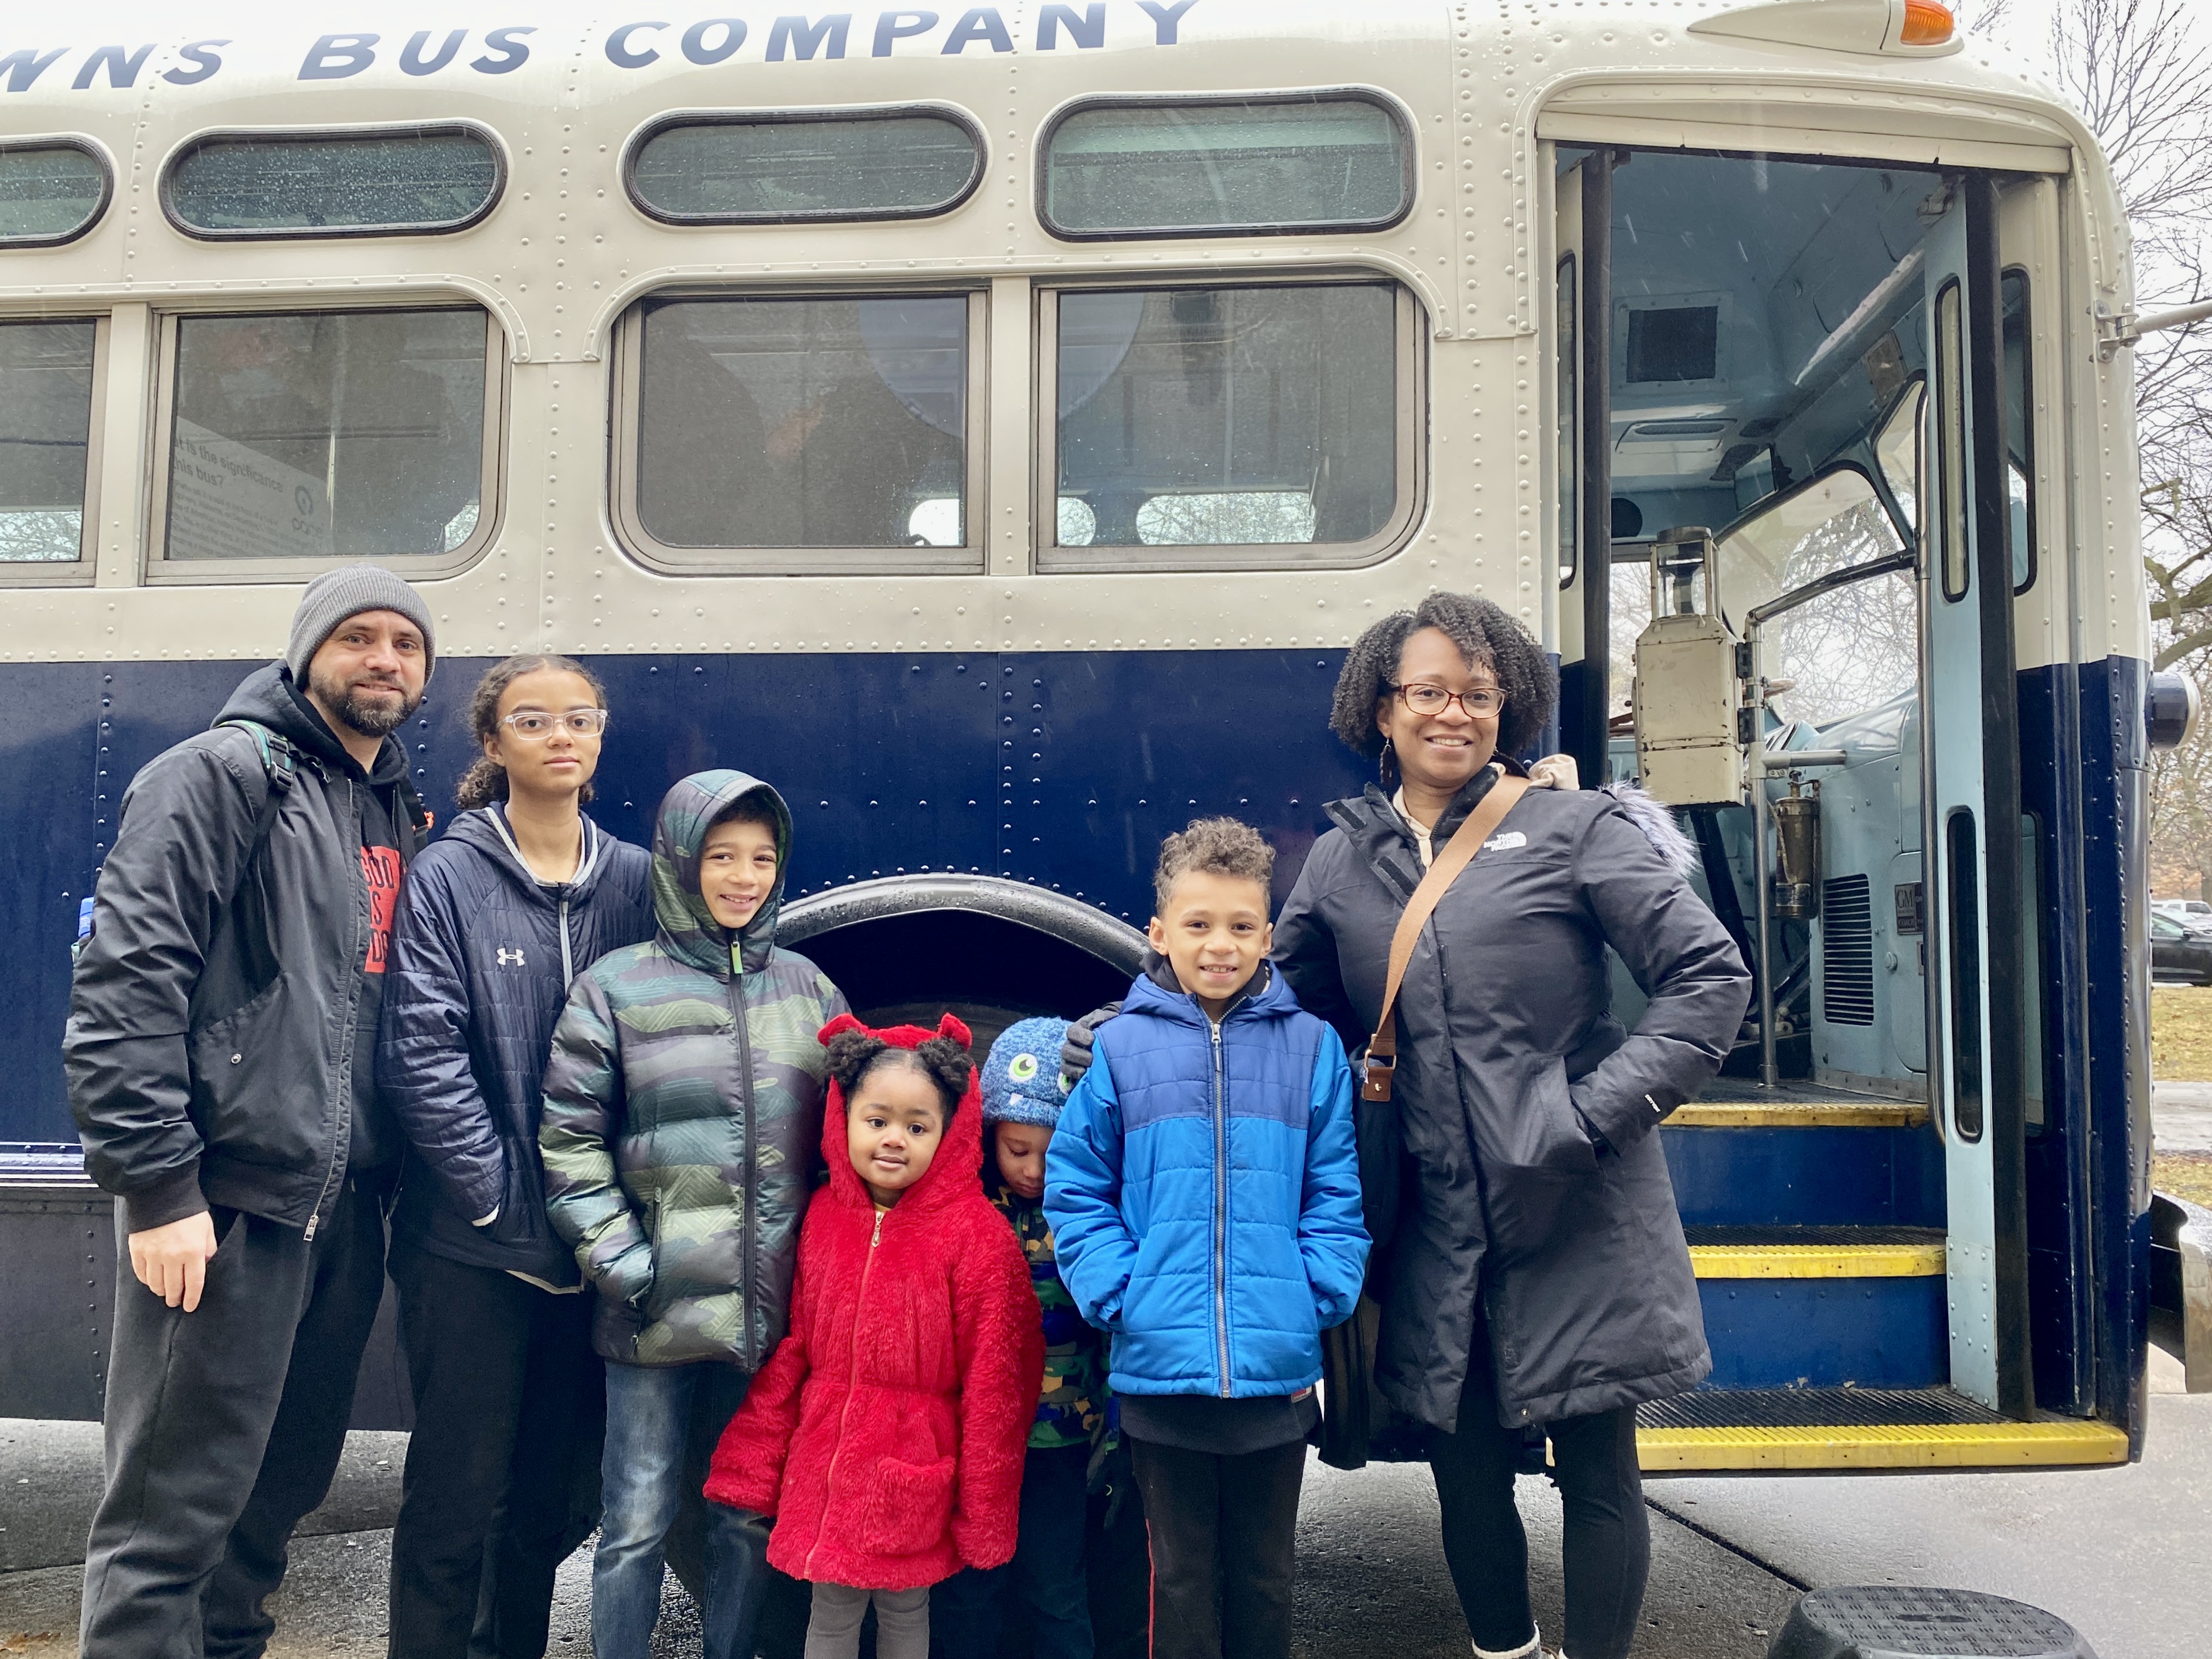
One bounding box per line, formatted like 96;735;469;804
286;565;436;683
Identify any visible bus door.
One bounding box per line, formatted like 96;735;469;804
1554;152;1613;780
1919;174;2036;1418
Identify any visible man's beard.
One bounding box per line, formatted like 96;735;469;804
309;668;423;739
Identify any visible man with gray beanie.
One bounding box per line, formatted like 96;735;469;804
66;566;436;1659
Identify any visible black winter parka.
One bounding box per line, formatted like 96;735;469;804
1274;767;1751;1430
65;664;423;1235
377;805;654;1282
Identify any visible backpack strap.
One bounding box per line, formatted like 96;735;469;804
1360;774;1530;1104
213;719;300;888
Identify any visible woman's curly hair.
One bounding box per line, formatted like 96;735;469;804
825;1028;975;1120
1329;592;1556;770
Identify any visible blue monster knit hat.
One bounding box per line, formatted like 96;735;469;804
982;1017;1073;1129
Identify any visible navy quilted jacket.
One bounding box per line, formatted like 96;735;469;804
1044;958;1367;1399
379;805;653;1281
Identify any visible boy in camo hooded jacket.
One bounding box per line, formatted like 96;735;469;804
541;769;848;1659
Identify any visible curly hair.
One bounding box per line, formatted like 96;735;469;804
456;654;610;811
1154;816;1276;912
825;1028;975;1121
1328;592;1556;770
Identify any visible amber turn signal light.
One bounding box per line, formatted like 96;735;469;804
1900;0;1956;45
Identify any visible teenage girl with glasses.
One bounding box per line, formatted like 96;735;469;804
378;655;655;1659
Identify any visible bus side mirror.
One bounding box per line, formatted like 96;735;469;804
2148;671;2200;751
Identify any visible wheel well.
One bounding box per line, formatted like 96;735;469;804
778;875;1144;1052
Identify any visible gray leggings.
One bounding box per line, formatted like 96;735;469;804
803;1582;930;1659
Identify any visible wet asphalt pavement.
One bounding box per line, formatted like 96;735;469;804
3;1350;2203;1658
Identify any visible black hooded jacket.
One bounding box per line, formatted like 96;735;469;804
378;804;654;1281
1274;768;1751;1430
66;664;426;1235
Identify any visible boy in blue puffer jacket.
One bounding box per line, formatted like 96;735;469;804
1044;818;1367;1659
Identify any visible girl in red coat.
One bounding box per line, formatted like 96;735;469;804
705;1013;1044;1659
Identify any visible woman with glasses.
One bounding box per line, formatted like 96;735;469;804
1271;594;1748;1659
379;655;654;1659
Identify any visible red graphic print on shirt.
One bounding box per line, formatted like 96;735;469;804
362;844;402;974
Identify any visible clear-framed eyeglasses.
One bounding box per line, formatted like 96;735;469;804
499;709;610;740
1391;682;1505;719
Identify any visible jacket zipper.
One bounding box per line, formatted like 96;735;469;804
805;1205;883;1581
1210;1016;1231;1398
732;942;759;1368
305;775;364;1241
557;892;574;983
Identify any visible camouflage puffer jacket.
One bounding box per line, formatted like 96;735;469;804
540;770;849;1368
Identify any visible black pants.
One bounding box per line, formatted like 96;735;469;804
81;1181;388;1659
387;1244;605;1659
1126;1437;1305;1659
1426;1318;1649;1659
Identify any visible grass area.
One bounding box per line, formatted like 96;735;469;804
2156;1154;2212;1208
2149;988;2212;1205
2150;984;2212;1079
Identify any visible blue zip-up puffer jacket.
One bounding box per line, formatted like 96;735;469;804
1044;958;1369;1399
379;805;653;1282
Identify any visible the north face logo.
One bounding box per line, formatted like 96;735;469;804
498;947;526;967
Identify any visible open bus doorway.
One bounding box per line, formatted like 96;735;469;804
1552;144;2114;1450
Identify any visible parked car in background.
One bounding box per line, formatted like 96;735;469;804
2150;912;2212;984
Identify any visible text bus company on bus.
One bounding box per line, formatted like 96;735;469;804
1;0;2204;1469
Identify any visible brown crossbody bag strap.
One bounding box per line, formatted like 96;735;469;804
1361;775;1531;1103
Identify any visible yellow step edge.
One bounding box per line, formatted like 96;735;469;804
1638;1419;2130;1472
1689;1242;1947;1279
1668;1102;1929;1128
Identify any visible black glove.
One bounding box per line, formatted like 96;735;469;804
1060;1002;1123;1089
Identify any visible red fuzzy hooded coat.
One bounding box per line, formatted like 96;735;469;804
705;1013;1045;1590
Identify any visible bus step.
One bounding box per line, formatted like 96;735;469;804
1634;1387;2128;1473
1689;1227;1947;1391
1665;1098;1942;1229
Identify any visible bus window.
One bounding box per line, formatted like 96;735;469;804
1043;283;1410;570
0;320;97;569
626;109;983;225
1716;468;1915;731
1875;381;1924;535
1038;93;1411;240
622;291;981;572
2003;270;2034;593
1945;805;1985;1143
0;139;110;248
1934;278;1969;603
161;125;502;240
155;308;496;570
1557;255;1580;590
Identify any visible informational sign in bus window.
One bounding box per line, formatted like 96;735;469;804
164;308;490;563
166;419;333;563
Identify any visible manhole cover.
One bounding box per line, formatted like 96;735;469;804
1768;1585;2096;1659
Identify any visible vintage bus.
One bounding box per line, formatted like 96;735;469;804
1;0;2201;1470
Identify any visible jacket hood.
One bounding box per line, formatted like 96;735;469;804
441;804;617;902
817;1011;985;1220
1126;952;1289;1027
650;769;792;977
215;661;409;786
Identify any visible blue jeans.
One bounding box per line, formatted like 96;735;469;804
595;1359;766;1659
931;1442;1094;1659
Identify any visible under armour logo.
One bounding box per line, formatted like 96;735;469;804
498;947;526;967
